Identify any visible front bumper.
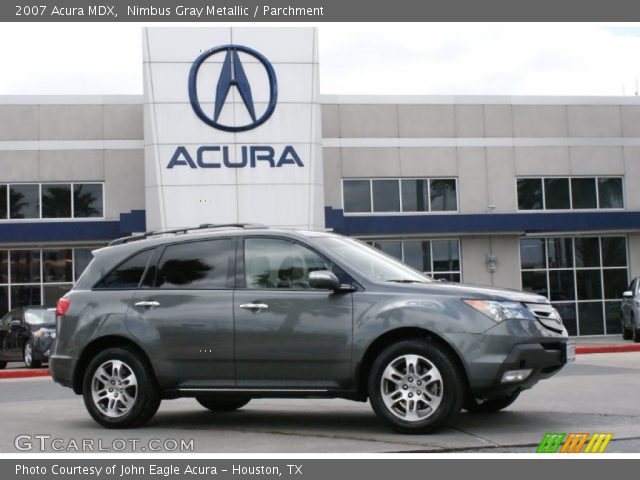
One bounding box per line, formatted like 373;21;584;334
473;341;569;399
442;317;570;400
33;337;55;361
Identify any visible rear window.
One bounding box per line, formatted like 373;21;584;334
94;249;153;289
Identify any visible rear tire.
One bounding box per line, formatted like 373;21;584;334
196;395;251;412
464;391;521;413
82;347;161;428
368;340;464;434
23;340;41;369
633;326;640;343
0;361;6;370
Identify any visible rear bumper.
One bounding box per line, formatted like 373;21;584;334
49;354;74;388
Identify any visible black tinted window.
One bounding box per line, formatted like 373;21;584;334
95;249;153;289
156;239;234;289
42;184;71;218
0;185;6;219
517;178;543;210
9;184;39;219
73;184;103;218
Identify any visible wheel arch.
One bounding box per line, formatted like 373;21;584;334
72;335;157;395
355;327;470;399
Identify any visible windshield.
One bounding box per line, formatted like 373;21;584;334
315;236;431;283
24;309;56;325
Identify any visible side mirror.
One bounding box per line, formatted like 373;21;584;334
309;270;341;291
623;290;635;299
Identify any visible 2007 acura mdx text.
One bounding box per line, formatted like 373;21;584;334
50;224;573;433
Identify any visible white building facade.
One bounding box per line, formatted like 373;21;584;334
1;27;640;336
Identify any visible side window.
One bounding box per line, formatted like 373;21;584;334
94;249;153;289
244;238;334;290
155;238;234;289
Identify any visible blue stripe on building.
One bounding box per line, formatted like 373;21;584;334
325;207;640;236
0;210;146;243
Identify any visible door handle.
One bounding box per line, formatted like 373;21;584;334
134;301;160;309
239;303;269;312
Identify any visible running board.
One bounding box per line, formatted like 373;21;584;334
178;387;330;393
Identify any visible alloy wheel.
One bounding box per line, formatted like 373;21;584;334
91;360;138;418
379;354;444;421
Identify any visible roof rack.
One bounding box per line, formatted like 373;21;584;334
108;223;268;246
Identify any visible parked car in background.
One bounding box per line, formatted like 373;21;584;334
622;277;640;342
0;306;57;368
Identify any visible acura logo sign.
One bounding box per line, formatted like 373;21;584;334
188;45;278;132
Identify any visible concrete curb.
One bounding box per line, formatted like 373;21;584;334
575;344;640;354
0;369;50;379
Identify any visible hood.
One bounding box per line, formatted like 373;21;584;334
374;280;550;304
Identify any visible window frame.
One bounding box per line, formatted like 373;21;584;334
92;247;157;291
239;235;357;291
367;237;462;281
518;235;629;336
149;238;237;291
515;176;625;213
341;177;459;216
0;181;105;221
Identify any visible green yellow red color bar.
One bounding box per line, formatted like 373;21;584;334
537;433;612;453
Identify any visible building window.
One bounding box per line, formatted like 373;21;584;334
343;178;458;214
343;180;371;213
369;238;461;282
73;183;104;218
520;236;628;336
0;246;99;317
9;184;40;219
0;182;104;220
517;176;624;211
42;184;72;218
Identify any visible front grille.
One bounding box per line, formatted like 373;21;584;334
525;303;564;333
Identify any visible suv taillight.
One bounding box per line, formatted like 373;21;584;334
56;298;70;317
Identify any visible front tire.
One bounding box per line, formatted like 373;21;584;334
23;340;41;369
464;391;521;413
196;395;251;412
368;340;464;434
82;347;161;428
0;361;6;370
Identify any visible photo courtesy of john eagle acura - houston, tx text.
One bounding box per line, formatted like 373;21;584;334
3;27;640;440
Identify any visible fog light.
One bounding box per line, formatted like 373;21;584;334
501;369;532;383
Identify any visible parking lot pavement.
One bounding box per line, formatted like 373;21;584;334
0;352;639;453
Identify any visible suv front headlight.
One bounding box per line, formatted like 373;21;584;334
463;299;536;323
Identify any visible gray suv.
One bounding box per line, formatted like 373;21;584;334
50;224;571;433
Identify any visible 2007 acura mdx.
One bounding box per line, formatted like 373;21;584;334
50;224;573;432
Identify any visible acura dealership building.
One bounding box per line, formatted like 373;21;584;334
1;27;640;336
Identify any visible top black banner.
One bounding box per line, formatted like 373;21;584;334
4;0;640;21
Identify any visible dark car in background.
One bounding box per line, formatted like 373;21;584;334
0;306;57;368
